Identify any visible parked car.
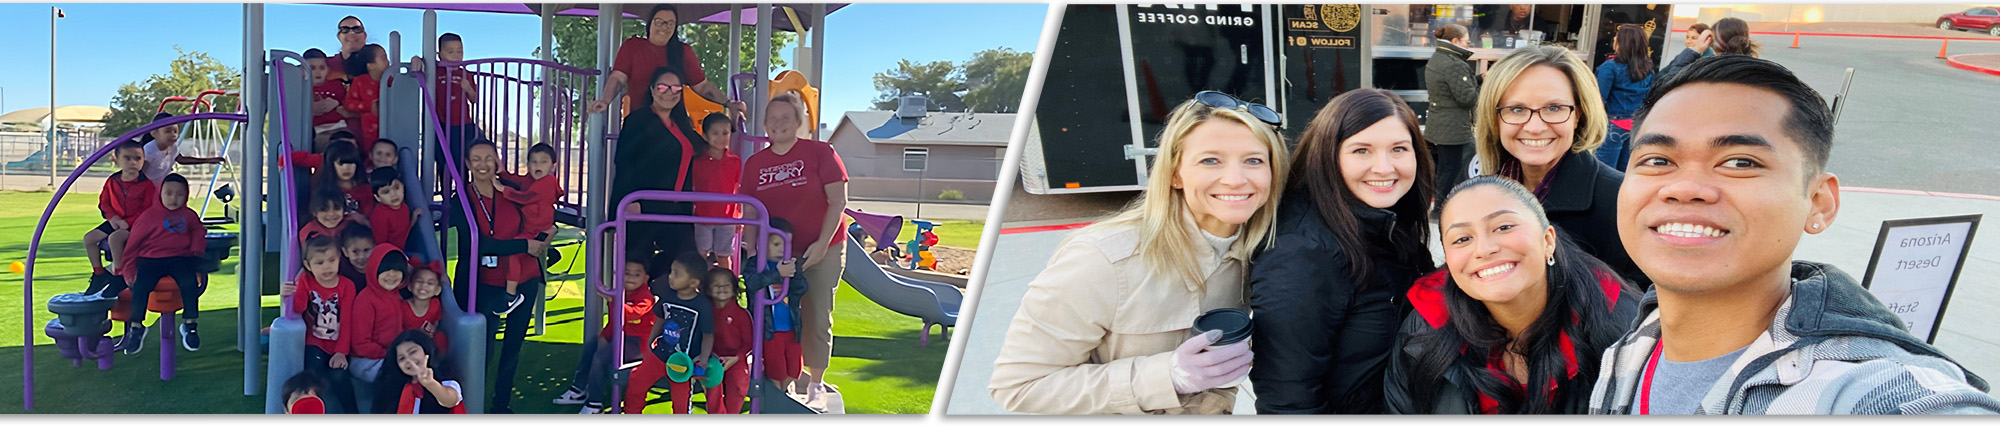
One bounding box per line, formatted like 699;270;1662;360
1938;7;2000;37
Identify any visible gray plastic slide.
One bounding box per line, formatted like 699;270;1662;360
840;238;961;330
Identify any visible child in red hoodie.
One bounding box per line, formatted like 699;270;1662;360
85;141;155;293
342;44;388;144
403;260;450;357
704;267;753;414
347;244;411;413
494;143;560;316
690;113;743;270
289;235;360;414
551;254;657;414
102;174;207;354
366;167;416;250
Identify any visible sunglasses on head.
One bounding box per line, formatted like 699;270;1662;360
338;25;364;34
654;83;686;93
1194;90;1281;125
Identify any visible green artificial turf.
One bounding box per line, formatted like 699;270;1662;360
0;191;949;414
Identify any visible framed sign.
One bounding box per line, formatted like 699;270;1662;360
1859;214;1981;344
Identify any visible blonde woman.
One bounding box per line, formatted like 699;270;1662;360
989;92;1290;414
1472;46;1645;287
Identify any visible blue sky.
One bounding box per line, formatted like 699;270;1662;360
0;2;1048;125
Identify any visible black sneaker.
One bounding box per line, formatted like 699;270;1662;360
179;322;201;352
118;324;148;355
86;272;114;295
498;292;526;316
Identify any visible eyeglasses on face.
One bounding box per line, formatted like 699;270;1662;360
338;25;364;34
1495;104;1576;125
1194;90;1281;125
654;83;686;93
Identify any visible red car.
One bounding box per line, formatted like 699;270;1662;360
1938;6;2000;37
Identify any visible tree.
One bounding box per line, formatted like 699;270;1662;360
100;47;242;138
871;59;964;112
960;48;1033;113
538;17;794;92
680;24;795;86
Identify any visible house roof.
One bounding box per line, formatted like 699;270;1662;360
837;110;1016;148
0;106;112;124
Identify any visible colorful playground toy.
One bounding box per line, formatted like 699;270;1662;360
905;220;941;271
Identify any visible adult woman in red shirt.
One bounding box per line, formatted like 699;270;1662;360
446;138;547;413
586;4;744;117
738;92;848;404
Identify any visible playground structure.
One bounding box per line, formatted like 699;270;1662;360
18;3;853;414
841;209;962;347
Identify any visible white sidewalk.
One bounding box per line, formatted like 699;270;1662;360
944;190;2000;414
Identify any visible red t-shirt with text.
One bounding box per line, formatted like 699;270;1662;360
739;139;848;258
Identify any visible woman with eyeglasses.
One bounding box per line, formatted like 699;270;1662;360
989;91;1290;414
1247;88;1436;414
1472;46;1645;287
609;67;702;264
589;4;746;118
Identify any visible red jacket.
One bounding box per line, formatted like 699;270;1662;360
602;285;658;341
712;302;752;358
118;205;206;282
344;73;382;144
98;173;156;224
293;271;357;355
349;244;410;360
369;202;413;250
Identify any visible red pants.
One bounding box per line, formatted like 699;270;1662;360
763;331;803;382
625;351;695;414
705;358;753;414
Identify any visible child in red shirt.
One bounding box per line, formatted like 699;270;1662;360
704;267;753;414
347;244;410;412
338;224;376;289
552;255;657;414
403;261;450;357
342;44;388;145
366;167;416;251
103;174;208;354
690;113;743;270
85;141;155;293
304;48;349;149
289;235;360;413
299;189;349;251
494;143;560;316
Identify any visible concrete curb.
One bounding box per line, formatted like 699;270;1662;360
1944;54;2000;77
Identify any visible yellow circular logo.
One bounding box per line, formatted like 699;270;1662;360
1321;4;1361;33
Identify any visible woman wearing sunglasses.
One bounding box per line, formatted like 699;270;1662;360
1247;89;1436;414
989;91;1289;414
609;67;702;262
1471;46;1645;287
326;16;367;83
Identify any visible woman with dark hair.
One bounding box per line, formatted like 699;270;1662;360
588;4;744;117
373;330;465;414
1425;23;1480;204
1384;176;1638;414
446;137;545;413
1657;22;1711;82
1592;24;1655;172
1248;88;1435;414
609;67;700;264
1709;17;1760;57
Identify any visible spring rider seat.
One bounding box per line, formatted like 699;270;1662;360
107;275;189;381
45;293;117;371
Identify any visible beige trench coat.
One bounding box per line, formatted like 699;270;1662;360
988;216;1250;414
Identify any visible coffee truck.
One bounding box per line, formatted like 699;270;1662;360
1020;4;1673;194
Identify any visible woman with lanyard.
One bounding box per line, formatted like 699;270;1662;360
988;92;1288;414
449;138;546;413
609;67;701;266
1470;46;1646;288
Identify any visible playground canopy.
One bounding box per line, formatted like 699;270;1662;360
0;106;112;125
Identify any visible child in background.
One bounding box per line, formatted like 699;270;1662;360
704;267;752;415
103;174;208;354
367;167;416;251
553;254;657;414
338;224;376;288
375;331;466;414
303;48;349;149
689;112;742;270
348;244;412;413
282;371;333;414
313;140;375;216
342;43;388;144
625;251;715;415
403;260;450;357
138;113;227;183
494;142;560;316
299;190;349;245
290;235;358;413
85;141;155;294
367;139;398;173
431;33;480;183
745;218;805;389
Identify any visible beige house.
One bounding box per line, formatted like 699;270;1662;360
828;110;1016;204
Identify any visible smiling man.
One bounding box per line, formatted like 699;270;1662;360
1586;55;1998;415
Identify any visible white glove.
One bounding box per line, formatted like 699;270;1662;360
1167;330;1254;395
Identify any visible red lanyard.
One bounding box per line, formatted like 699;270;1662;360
1638;339;1664;415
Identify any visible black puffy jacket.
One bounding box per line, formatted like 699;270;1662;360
1248;198;1427;414
1537;149;1647;288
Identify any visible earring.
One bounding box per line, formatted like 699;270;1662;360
1811;223;1821;230
1547;255;1556;266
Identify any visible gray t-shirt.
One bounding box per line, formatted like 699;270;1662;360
1638;346;1747;414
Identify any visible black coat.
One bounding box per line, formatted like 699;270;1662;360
1248;197;1427;414
611;109;697;217
1540;149;1648;287
1383;270;1640;414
